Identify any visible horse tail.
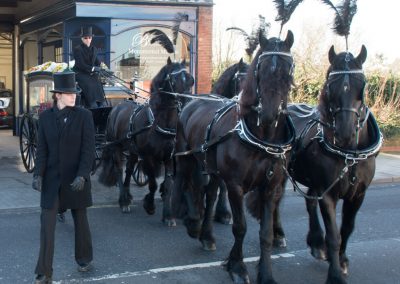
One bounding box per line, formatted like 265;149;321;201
98;145;120;187
245;189;262;220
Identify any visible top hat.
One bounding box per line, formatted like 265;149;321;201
50;72;81;94
80;26;93;37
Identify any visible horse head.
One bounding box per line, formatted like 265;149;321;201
212;58;249;98
150;57;194;108
319;45;367;148
240;30;294;127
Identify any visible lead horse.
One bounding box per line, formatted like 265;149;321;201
99;58;194;225
173;31;296;283
287;45;382;283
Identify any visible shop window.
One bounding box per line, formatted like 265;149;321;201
110;25;191;95
55;47;63;63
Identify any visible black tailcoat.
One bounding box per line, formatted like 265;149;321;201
72;43;104;105
34;106;95;209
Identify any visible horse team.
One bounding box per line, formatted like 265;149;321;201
98;27;381;284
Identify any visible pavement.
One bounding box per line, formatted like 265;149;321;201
0;128;399;210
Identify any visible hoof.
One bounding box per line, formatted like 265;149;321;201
143;205;155;215
257;275;278;284
230;272;250;284
310;247;327;260
325;274;347;284
183;217;201;239
223;259;250;284
121;205;131;213
201;239;216;251
143;195;156;215
273;236;287;248
341;262;349;275
214;214;232;225
163;218;177;227
57;213;65;223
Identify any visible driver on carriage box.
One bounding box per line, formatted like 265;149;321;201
72;26;107;108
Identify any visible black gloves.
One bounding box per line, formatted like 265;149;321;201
92;66;101;73
70;176;85;191
32;175;42;192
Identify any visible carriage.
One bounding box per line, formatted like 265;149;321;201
19;67;148;186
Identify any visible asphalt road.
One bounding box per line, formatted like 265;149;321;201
1;183;400;284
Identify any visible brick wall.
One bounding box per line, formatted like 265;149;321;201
196;6;213;93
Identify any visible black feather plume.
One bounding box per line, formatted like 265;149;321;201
321;0;357;38
143;29;174;54
273;0;304;34
172;12;188;45
226;15;270;57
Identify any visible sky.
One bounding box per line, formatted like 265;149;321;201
212;0;399;66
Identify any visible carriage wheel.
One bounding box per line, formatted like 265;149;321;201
19;114;37;173
132;160;148;186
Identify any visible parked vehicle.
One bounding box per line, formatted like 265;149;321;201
0;89;13;129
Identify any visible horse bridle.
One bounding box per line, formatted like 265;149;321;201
164;68;189;92
325;62;368;145
253;49;294;126
233;70;247;96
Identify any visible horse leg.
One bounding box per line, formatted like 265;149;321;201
161;160;177;227
143;169;157;215
200;176;219;251
119;154;136;213
319;196;346;284
306;196;327;260
339;193;365;275
223;182;249;284
258;195;278;284
179;156;202;239
214;179;232;225
272;200;286;248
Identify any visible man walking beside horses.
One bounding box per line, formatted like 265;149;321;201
32;72;96;284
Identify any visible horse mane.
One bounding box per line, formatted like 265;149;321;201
239;48;262;115
149;64;169;110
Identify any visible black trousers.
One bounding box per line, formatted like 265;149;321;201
34;197;93;277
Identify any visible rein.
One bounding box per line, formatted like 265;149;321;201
174;101;295;160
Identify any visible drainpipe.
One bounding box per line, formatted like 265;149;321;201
12;25;20;136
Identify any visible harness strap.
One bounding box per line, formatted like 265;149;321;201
284;164;350;200
174;102;237;156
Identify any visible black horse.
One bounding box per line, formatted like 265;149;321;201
287;45;382;283
213;58;248;98
99;58;194;225
211;58;249;224
172;31;296;283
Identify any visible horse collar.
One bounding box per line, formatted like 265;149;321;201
234;117;295;158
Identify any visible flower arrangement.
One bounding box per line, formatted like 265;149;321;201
25;61;75;74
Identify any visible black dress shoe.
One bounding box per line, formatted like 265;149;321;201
34;274;52;284
77;262;92;272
